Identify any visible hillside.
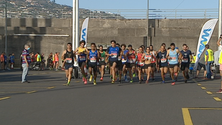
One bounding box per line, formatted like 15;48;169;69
0;0;124;19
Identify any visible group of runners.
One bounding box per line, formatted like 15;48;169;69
61;40;194;86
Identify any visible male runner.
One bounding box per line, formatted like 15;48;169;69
116;43;123;83
88;43;100;85
106;40;122;84
157;45;168;83
61;43;75;86
150;45;157;80
126;45;137;83
74;40;88;84
167;43;182;86
121;44;129;82
180;44;192;83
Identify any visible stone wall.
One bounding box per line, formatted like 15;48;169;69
0;18;219;67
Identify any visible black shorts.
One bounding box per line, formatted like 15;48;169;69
78;61;86;68
169;64;178;68
197;63;206;71
99;61;106;66
117;61;123;70
65;63;73;70
151;63;156;68
88;62;97;72
144;64;152;69
109;61;118;67
126;63;136;68
181;63;190;71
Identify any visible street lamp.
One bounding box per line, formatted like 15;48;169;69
73;0;79;49
147;0;149;47
4;0;7;55
219;0;221;50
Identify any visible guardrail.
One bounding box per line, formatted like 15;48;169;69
88;9;219;19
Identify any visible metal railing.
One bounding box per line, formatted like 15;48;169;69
88;9;219;19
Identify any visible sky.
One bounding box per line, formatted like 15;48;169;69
55;0;219;10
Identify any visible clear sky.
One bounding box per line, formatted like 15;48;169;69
55;0;219;9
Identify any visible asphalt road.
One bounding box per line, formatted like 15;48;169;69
0;69;222;125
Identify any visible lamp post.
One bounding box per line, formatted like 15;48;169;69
5;0;7;55
147;0;149;47
73;0;79;49
219;0;222;50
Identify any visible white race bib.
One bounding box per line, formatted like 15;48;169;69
66;58;72;63
90;57;96;63
161;58;166;63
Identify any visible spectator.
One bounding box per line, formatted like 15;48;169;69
1;52;5;71
10;53;15;69
21;44;31;83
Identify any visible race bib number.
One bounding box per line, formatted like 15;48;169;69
122;59;127;63
79;56;86;61
146;55;151;60
111;53;117;58
90;57;96;63
129;59;136;63
171;57;176;61
66;58;72;63
138;62;144;66
161;58;166;63
182;58;188;63
101;57;105;61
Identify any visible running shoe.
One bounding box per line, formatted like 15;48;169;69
111;79;115;84
133;73;136;77
217;89;222;93
84;77;87;85
171;80;176;86
162;81;165;84
146;80;149;84
93;80;97;86
100;77;103;81
67;81;70;86
130;79;133;83
89;75;93;82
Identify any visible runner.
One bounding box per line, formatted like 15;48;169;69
54;52;59;71
116;43;123;83
180;44;192;83
74;40;88;85
157;45;168;83
1;52;5;71
106;40;122;84
126;45;137;83
143;47;153;84
61;43;75;86
121;44;128;82
98;45;106;81
217;36;222;93
196;50;207;78
137;46;145;84
167;43;182;86
150;45;157;80
88;43;100;85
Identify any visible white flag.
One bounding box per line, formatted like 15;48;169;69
80;18;89;46
194;19;218;70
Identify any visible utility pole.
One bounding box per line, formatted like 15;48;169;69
219;0;222;50
147;0;149;47
5;0;7;55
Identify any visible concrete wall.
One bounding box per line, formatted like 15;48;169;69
0;18;219;67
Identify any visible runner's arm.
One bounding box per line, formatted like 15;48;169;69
217;36;222;46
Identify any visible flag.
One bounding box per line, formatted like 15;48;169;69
80;17;89;46
194;19;218;70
